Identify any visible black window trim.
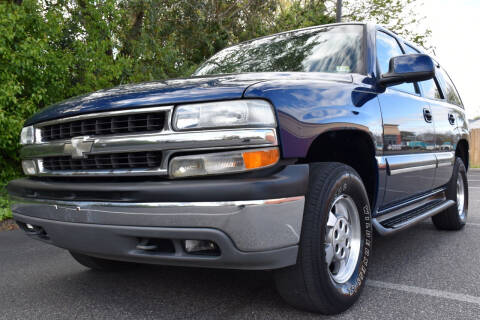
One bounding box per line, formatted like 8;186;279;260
434;62;464;108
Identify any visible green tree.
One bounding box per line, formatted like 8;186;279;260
0;0;431;219
342;0;431;48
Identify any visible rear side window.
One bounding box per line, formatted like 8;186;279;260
376;32;416;95
404;44;442;100
436;67;463;107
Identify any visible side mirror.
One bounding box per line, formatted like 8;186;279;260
378;54;435;87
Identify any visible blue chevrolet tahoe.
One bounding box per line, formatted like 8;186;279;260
7;23;469;314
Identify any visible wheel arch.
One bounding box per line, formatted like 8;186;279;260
300;129;379;210
455;139;469;170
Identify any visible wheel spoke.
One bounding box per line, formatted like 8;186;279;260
327;211;338;227
338;259;346;274
335;201;349;219
325;244;334;265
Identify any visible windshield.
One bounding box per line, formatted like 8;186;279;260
194;25;364;76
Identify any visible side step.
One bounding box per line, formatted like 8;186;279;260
373;199;455;236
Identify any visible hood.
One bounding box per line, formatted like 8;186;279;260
26;72;353;125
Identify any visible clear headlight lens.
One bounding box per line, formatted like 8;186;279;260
169;148;280;178
22;160;37;175
20;126;35;145
173;100;276;131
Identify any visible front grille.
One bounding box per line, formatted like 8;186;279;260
42;152;162;171
41;112;165;141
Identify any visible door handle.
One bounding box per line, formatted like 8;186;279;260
423;108;433;123
448;113;456;125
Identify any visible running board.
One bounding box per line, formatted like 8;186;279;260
373;200;455;236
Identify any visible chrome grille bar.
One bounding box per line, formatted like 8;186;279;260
21;129;278;159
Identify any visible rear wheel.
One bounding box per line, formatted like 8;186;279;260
70;251;136;271
432;157;468;230
274;162;372;314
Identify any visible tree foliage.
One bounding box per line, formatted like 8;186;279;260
0;0;431;189
342;0;431;47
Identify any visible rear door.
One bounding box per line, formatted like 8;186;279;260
376;31;436;208
426;65;462;187
404;44;459;188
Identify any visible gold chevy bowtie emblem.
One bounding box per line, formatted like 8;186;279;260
63;137;94;159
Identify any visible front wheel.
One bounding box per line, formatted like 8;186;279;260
274;162;372;314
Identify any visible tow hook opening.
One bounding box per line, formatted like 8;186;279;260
136;238;175;254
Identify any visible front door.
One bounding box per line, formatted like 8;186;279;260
376;31;436;208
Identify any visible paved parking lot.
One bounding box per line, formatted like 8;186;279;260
1;171;480;319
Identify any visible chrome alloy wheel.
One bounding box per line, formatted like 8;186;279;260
325;195;361;284
457;174;466;221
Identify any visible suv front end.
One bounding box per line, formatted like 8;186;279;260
8;99;308;270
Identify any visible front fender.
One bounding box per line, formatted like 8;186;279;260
244;79;384;159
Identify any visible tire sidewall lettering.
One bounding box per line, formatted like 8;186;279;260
328;176;372;297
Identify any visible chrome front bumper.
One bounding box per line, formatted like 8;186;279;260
11;196;305;270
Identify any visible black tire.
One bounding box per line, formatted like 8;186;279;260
432;157;468;230
70;251;136;271
274;162;372;314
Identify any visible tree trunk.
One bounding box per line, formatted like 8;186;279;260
121;7;145;57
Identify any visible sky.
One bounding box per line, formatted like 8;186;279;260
419;0;480;119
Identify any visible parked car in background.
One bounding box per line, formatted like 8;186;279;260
7;23;469;314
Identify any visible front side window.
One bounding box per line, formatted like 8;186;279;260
420;74;442;100
194;25;364;76
404;44;441;100
436;67;463;106
404;44;420;55
376;31;416;94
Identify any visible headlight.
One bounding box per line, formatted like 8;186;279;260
20;126;35;145
169;147;280;178
173;100;276;131
22;160;37;175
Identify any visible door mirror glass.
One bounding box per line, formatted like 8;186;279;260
379;54;435;87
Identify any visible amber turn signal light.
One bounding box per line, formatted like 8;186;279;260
242;148;280;170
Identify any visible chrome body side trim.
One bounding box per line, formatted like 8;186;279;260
435;151;455;167
11;195;305;252
389;164;436;175
377;152;455;176
385;153;437;175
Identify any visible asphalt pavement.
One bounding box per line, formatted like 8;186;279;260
1;171;480;319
